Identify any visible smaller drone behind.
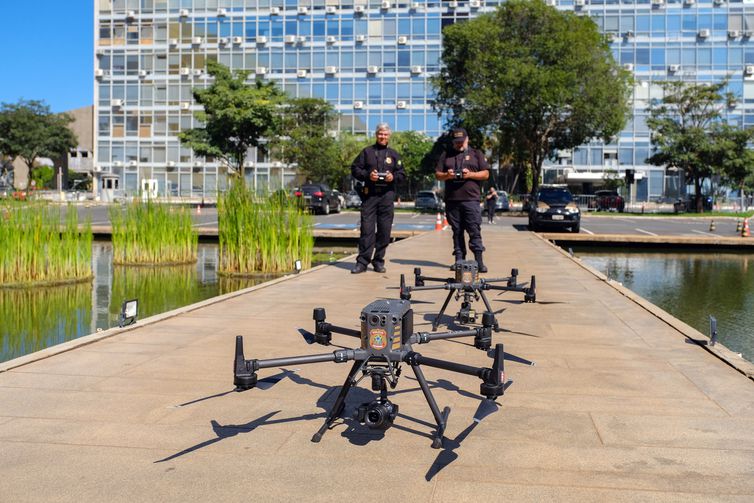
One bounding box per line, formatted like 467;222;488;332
234;299;533;449
400;260;536;332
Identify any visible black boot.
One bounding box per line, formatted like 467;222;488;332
474;252;487;273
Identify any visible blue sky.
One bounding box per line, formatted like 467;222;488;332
0;1;93;112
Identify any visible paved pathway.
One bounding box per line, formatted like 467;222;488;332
1;226;753;502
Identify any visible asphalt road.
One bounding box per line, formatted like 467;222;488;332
63;205;745;238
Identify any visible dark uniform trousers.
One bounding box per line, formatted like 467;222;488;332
446;200;483;259
357;190;395;267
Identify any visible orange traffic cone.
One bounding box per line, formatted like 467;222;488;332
743;218;751;237
442;213;449;229
196;204;202;215
435;212;443;231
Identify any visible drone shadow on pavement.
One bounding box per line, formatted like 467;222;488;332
156;366;487;462
389;258;450;269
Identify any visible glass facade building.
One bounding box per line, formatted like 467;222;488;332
95;0;754;201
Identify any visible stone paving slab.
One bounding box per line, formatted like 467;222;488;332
1;225;753;502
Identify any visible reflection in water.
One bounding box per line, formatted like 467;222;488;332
576;248;753;362
1;242;357;364
0;283;92;363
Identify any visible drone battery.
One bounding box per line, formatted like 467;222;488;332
455;260;479;285
360;299;412;355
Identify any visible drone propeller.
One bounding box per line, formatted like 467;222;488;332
487;348;535;366
473;399;499;423
298;328;317;345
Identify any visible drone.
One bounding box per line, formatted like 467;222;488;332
399;260;536;332
234;298;533;449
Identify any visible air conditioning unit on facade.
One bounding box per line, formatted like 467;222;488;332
296;35;307;43
284;35;296;43
745;65;754;75
714;0;724;5
180;102;191;110
217;8;227;16
367;65;379;74
270;6;280;14
668;64;680;72
192;69;203;76
138;70;148;77
126;10;136;19
167;161;176;167
128;160;137;167
95;69;104;77
169;38;178;46
179;9;189;16
624;30;634;38
353;101;364;109
111;99;123;107
93;165;102;172
574;0;585;6
244;160;255;167
233;36;243;44
469;0;481;8
256;66;267;75
219;37;229;45
256;36;267;44
326;35;337;43
397;36;408;45
192;37;203;45
410;2;422;10
355;34;366;43
411;65;423;74
448;1;459;9
325;66;337;74
729;30;740;38
180;67;190;75
623;63;634;71
381;1;391;9
684;0;695;4
650;0;663;6
113;161;123;167
297;69;308;78
396;101;407;109
194;160;203;166
298;6;308;14
326;6;337;14
743;31;753;38
698;29;710;38
354;5;365;14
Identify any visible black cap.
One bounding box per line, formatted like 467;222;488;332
451;128;468;142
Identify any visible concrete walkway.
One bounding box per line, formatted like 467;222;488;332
2;226;754;502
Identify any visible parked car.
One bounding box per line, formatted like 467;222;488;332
414;190;444;212
293;183;341;214
345;190;362;208
528;185;580;233
482;190;510;214
593;189;625;212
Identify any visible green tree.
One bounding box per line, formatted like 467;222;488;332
31;165;55;189
276;97;341;187
646;80;735;212
0;99;77;192
388;130;435;198
179;61;286;182
714;123;754;206
432;0;631;194
334;132;370;191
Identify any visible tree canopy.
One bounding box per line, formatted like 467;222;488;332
432;0;632;194
0;99;77;190
387;130;435;196
646;80;739;212
179;60;286;178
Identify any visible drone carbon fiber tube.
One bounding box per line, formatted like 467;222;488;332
255;349;356;369
327;324;361;338
414;329;477;344
404;351;487;379
419;275;454;283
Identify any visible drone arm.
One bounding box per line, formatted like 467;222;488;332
325;324;361;338
410;284;454;292
419;275;455;284
413;328;478;344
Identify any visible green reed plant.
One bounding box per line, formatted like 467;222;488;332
110;200;198;265
218;183;313;274
0;203;92;287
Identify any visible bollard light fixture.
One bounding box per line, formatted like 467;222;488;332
294;259;302;274
119;299;139;327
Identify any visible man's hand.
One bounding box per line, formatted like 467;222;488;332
370;170;379;182
385;171;394;182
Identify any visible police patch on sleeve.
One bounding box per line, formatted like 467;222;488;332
386;157;392;164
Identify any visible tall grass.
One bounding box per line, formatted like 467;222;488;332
110;200;198;265
0;203;92;287
218;184;313;274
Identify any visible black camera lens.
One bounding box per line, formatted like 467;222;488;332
370;315;380;325
366;409;383;426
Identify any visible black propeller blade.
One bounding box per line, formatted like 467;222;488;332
298;328;317;345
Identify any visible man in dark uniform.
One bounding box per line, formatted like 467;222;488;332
351;123;405;274
435;128;490;272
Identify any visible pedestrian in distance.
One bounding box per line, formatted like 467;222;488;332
485;186;498;224
350;123;406;274
435;128;490;272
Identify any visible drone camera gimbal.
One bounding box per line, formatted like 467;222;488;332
399;260;536;331
233;299;528;449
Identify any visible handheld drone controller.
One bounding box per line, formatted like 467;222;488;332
233;298;533;449
454;169;463;181
376;172;389;183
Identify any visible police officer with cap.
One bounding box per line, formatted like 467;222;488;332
351;123;406;274
435;127;490;272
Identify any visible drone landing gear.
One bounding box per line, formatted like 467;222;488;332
312;361;362;443
412;363;450;449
